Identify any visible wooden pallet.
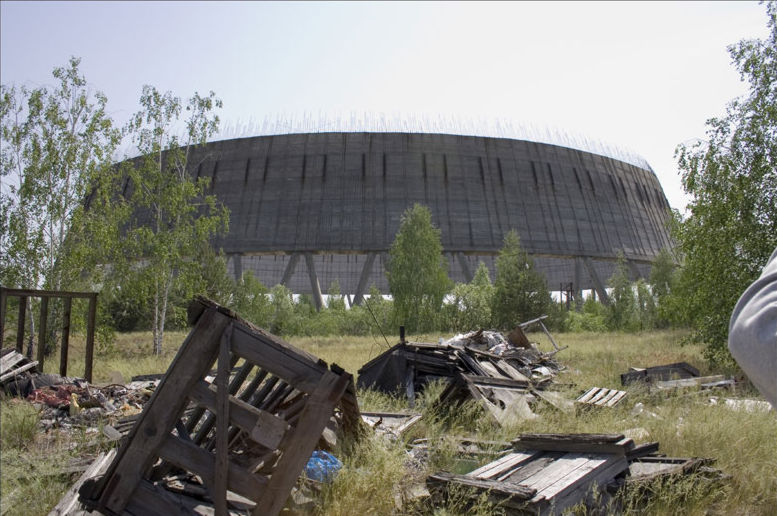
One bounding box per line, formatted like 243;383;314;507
427;433;632;515
576;387;627;408
77;297;360;516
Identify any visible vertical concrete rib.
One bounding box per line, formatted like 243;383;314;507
304;253;324;311
353;252;378;306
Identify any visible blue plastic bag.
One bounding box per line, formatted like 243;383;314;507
304;450;342;482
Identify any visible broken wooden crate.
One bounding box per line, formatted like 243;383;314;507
427;433;633;515
576;387;627;408
75;297;360;516
1;347;40;391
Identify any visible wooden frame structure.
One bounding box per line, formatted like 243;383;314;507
0;287;97;382
78;297;359;516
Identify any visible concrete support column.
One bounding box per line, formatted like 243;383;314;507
583;257;610;306
280;253;301;286
456;252;474;283
304;253;324;311
574;257;584;311
352;252;377;306
231;254;243;281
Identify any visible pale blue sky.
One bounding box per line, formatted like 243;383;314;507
1;1;770;211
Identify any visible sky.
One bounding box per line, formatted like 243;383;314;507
0;1;770;212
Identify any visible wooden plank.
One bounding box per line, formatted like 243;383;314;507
158;434;267;502
16;296;26;353
587;388;610;405
536;455;629;513
513;434;634;455
595;389;620;406
123;479;196;516
189;381;289;450
500;452;564;483
477;360;505;379
522;453;593;492
468;451;540;479
48;450;116;516
495;359;531;382
0;360;38;382
0;288;96;299
576;387;599;404
231;326;327;394
215;324;232;516
37;297;48;372
84;294;97;383
427;471;536;502
94;307;230;514
0;351;26;374
606;390;628;407
251;369;350;516
60;297;71;376
462;374;531;389
529;454;605;496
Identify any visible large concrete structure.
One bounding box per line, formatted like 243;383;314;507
126;132;674;308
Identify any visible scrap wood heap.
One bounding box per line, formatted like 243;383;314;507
426;433;726;515
358;317;566;422
48;296;361;516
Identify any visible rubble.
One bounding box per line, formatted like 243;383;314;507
426;433;726;515
358;321;566;423
50;297;361;516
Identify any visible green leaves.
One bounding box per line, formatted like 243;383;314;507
492;230;553;330
386;203;452;333
672;3;777;363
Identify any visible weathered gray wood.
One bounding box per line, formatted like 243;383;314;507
16;296;26;353
215;324;232;516
94;307;230;514
0;350;27;374
37;296;49;371
606;390;628;406
0;360;38;382
251;369;350;516
48;450;116;516
84;295;97;382
157;434;267;503
427;471;537;504
60;297;71;376
231;326;327;394
513;434;634;455
468;451;541;480
189;381;289;450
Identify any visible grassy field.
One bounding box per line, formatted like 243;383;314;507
1;328;775;515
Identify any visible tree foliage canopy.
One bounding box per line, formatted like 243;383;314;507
672;2;777;362
386;203;452;333
492;230;553;329
0;57;120;290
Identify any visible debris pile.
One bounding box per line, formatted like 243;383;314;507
358;320;566;423
51;297;361;516
426;433;725;515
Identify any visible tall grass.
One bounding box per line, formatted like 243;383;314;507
1;328;774;515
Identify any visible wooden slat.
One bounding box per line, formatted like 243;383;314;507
536;455;629;512
606;390;628;407
595;389;620;406
231;327;327;394
468;451;539;480
189;381;289;450
587;388;610;405
526;454;603;495
48;450;116;516
251;369;350;516
500;452;564;482
0;360;38;382
95;308;230;514
158;435;267;502
427;471;536;502
577;387;599;403
215;325;232;516
495;359;531;382
513;434;634;455
0;351;27;374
